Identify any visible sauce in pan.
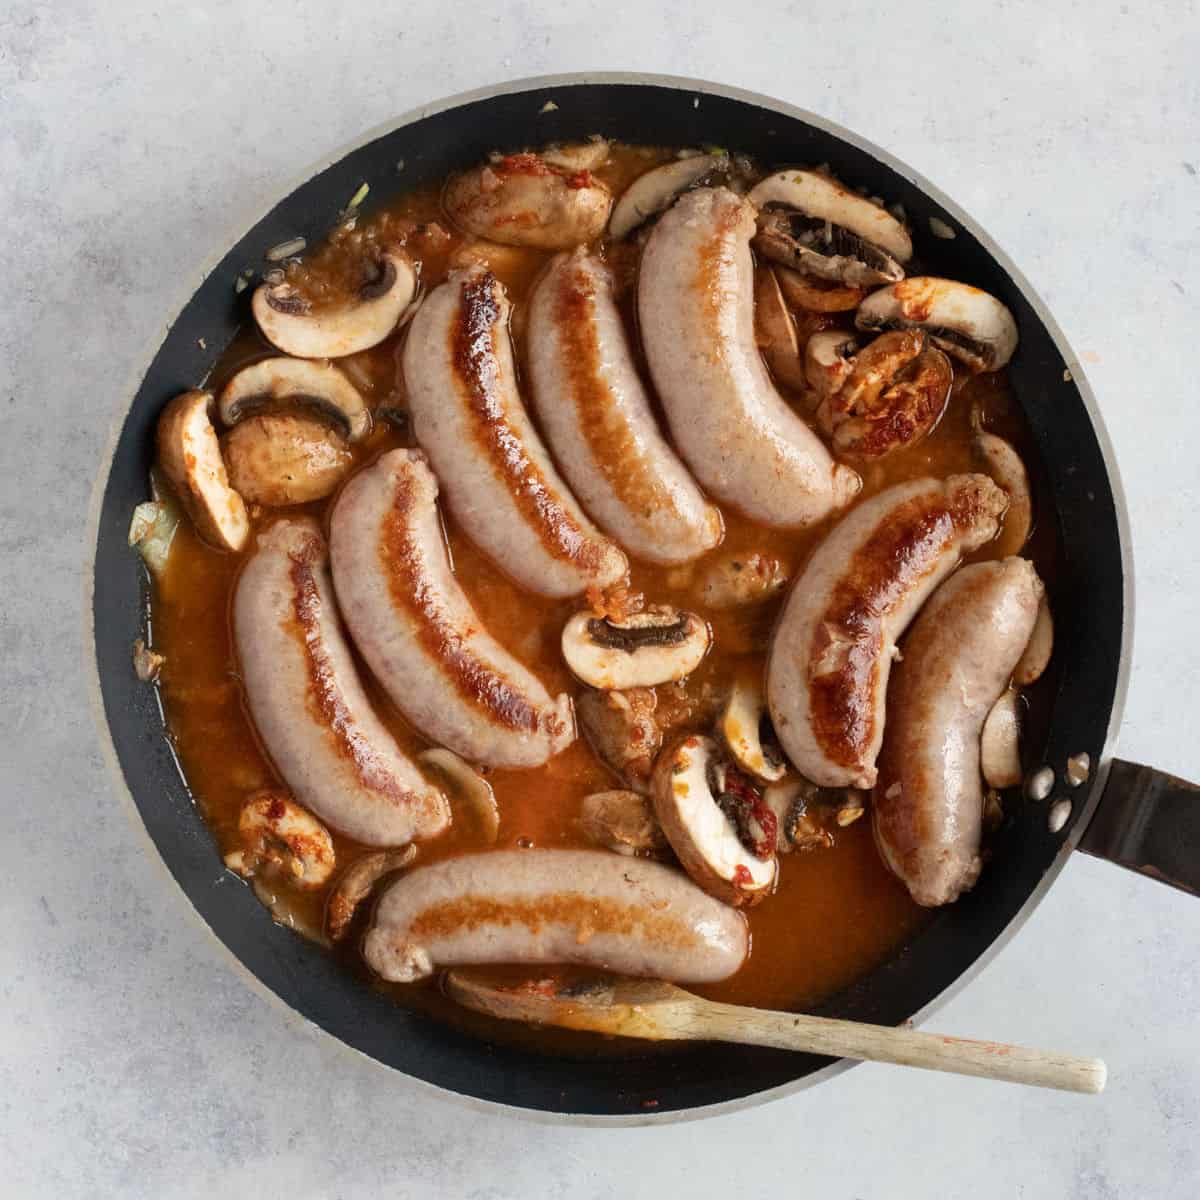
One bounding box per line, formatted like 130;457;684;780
148;143;1057;1048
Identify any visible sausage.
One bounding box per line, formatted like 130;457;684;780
873;558;1045;906
525;249;724;564
402;265;628;597
766;475;1007;789
233;518;449;846
362;849;748;983
328;449;575;768
637;187;860;528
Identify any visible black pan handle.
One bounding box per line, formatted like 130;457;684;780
1078;758;1200;896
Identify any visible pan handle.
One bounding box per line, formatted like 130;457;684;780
1078;759;1200;896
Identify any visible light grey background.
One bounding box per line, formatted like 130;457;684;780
3;2;1198;1196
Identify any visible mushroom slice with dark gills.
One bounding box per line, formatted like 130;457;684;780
754;266;808;391
219;357;370;442
856;277;1019;372
652;735;776;907
578;790;670;858
444;153;611;250
749;170;912;288
576;687;662;794
817;329;953;462
252;251;416;358
562;607;710;690
608;152;730;240
719;676;788;783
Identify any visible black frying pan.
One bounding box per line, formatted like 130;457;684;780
86;73;1199;1121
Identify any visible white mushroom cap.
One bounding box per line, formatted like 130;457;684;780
219;357;370;441
856;277;1018;371
749;170;913;262
609;153;730;240
562;608;709;690
652;735;776;906
155;389;249;552
252;252;416;358
720;677;788;783
418;748;498;843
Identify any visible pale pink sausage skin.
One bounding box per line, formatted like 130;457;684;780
232;518;449;847
766;475;1007;789
363;849;749;983
637;186;859;528
329;449;575;769
402;265;627;597
873;558;1045;906
526;248;723;564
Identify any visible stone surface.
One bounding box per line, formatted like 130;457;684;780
2;1;1198;1196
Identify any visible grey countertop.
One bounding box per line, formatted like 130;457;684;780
3;1;1199;1195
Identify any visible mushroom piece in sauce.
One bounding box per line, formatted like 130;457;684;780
224;789;335;889
252;251;416;359
222;412;353;507
578;790;670;858
719;677;789;783
652;735;777;907
576;687;663;795
219;357;371;442
608;152;730;240
326;846;418;942
562;607;710;690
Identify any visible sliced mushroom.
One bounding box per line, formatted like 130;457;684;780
444;154;611;249
652;735;776;906
749;170;914;263
856;277;1018;372
326;846;417;942
576;687;662;794
252;251;416;358
971;409;1033;556
562;607;709;690
218;357;370;442
418;748;498;843
833;790;867;827
541;138;611;172
980;690;1023;789
224;789;335;889
698;552;790;610
1013;596;1053;685
156;389;249;552
818;329;953;461
608;153;729;240
754;267;807;390
223;412;353;507
763;778;835;852
776;267;865;313
720;677;788;783
578;790;669;858
804;330;860;398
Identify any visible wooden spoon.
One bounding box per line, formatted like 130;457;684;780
446;972;1106;1095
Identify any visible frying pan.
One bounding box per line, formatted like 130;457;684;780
86;73;1199;1121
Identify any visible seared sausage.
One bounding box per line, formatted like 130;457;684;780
766;475;1007;789
873;558;1045;905
637;187;860;527
233;519;449;846
362;849;748;983
329;449;575;768
402;265;627;597
526;249;723;564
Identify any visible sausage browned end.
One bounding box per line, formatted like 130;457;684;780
233;518;449;846
526;248;723;564
637;186;860;528
873;558;1045;906
329;449;575;769
362;849;748;983
766;475;1008;789
402;265;627;597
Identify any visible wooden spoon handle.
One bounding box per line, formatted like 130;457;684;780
682;1001;1106;1094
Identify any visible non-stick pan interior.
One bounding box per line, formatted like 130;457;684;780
91;78;1125;1117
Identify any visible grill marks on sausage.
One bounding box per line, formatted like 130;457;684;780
551;261;674;517
286;535;424;809
407;891;706;952
806;488;990;769
379;470;543;734
451;272;607;573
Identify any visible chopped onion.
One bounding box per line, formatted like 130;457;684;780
265;236;307;263
127;499;179;578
